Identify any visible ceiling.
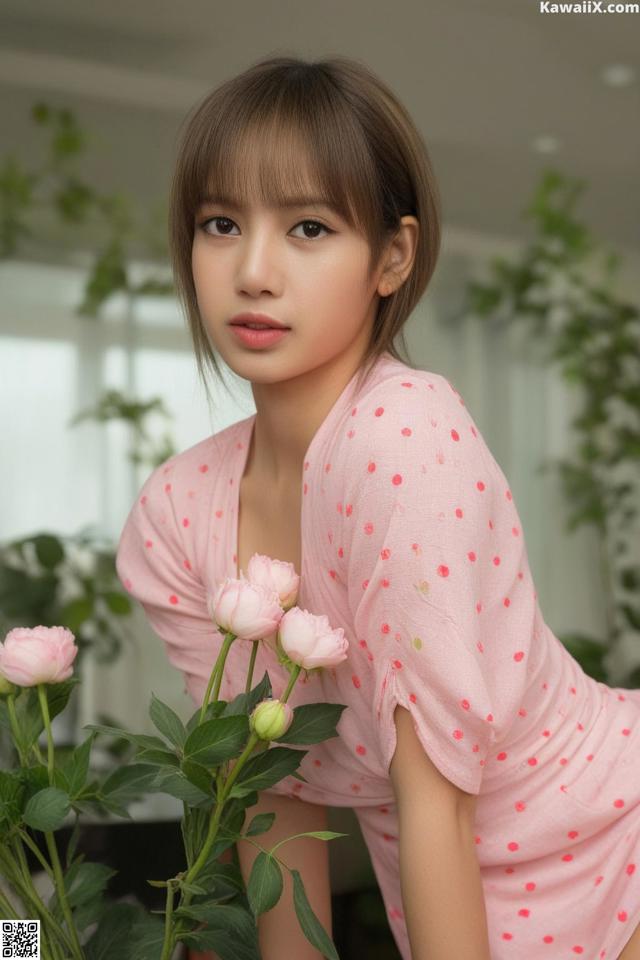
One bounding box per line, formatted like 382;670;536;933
1;0;638;263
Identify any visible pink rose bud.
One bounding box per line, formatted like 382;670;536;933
246;553;300;611
207;577;284;641
0;626;78;687
278;607;348;670
250;698;294;740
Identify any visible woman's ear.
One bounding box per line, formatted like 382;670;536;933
377;215;419;297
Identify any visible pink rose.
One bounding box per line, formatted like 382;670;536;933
277;608;348;670
208;578;284;641
246;554;299;611
0;626;78;686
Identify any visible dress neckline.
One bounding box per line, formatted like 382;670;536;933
230;351;400;584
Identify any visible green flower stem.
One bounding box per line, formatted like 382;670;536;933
199;631;236;724
159;880;177;960
36;685;85;960
0;887;20;919
6;693;27;766
244;641;259;694
17;828;56;884
184;730;261;889
280;663;302;703
36;686;56;783
170;645;305;950
0;844;67;960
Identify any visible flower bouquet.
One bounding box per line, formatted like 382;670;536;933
0;554;350;960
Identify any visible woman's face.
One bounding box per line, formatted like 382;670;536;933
191;185;386;386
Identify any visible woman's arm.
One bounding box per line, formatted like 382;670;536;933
391;705;492;960
236;789;333;960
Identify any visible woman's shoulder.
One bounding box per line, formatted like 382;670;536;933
135;415;252;504
341;363;478;459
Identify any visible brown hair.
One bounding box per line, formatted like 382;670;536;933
168;54;442;401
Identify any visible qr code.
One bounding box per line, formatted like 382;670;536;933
1;920;40;958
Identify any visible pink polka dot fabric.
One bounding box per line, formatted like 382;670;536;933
116;351;640;959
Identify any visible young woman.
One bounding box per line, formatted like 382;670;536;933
115;55;640;960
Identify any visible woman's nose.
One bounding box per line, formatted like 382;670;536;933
235;232;283;296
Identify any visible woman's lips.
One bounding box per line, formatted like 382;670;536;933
230;325;290;348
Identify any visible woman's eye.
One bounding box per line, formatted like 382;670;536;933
199;217;331;240
290;219;331;240
201;216;238;236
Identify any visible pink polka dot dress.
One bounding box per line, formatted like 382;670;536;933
116;350;640;959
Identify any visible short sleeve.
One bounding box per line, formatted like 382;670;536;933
115;451;220;704
342;374;529;796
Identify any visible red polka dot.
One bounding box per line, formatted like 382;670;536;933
568;830;579;839
468;551;476;562
380;548;391;560
618;911;628;922
451;429;460;441
374;406;384;417
518;908;530;918
497;752;507;761
455;508;463;518
501;932;513;941
476;481;485;491
515;801;526;812
199;464;209;473
140;495;147;505
461;699;470;710
508;841;519;852
453;729;463;740
392;659;403;670
367;461;376;473
543;935;554;943
401;427;412;436
164;483;172;493
572;947;584;954
514;651;525;662
525;882;536;891
352;675;361;689
614;798;626;809
493;555;501;566
182;517;190;527
527;757;538;766
561;854;573;862
391;473;403;485
626;863;636;876
364;522;374;535
169;595;179;605
183;559;191;570
503;597;511;607
145;540;153;548
356;744;366;756
437;564;449;577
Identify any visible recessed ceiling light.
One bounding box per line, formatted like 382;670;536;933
532;135;560;154
602;64;636;87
